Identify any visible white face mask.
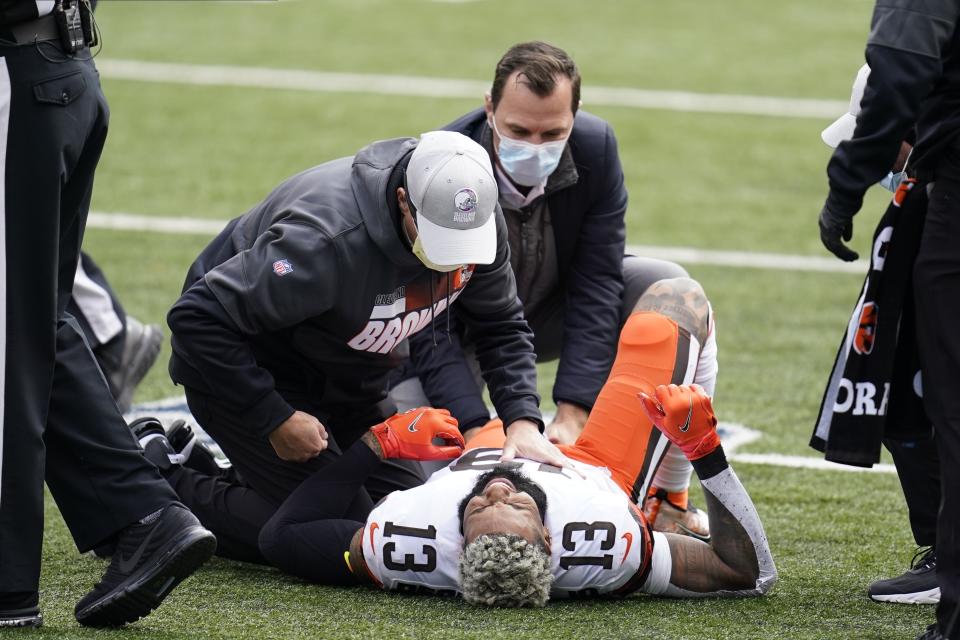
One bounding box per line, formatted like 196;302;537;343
489;115;568;187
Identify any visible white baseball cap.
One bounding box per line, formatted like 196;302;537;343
406;131;498;266
821;64;871;148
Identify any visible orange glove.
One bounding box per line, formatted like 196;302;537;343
638;384;721;461
368;408;464;460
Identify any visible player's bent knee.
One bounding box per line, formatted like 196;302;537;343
633;277;710;344
619;311;678;348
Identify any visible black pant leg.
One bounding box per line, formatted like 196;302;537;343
164;465;274;564
323;406;424;503
0;44;176;595
913;173;960;636
184;389;422;539
884;436;941;547
45;316;176;551
0;44;98;594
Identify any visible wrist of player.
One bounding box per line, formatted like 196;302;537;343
368;423;425;459
690;446;728;481
361;431;386;460
684;430;723;461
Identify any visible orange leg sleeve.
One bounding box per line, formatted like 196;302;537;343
560;312;696;500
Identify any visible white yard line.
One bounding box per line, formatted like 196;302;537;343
88;210;867;274
96;59;846;120
729;453;896;474
88;211;225;235
628;244;868;274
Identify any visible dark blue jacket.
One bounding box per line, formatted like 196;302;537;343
407;108;627;429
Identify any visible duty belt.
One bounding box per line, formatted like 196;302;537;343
3;14;64;46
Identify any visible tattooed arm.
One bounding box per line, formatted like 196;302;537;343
658;461;776;597
639;385;777;598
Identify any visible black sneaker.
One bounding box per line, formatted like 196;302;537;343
167;420;225;476
0;609;42;628
74;502;216;627
130;417;181;472
0;594;42;629
108;317;162;413
88;418;173;561
869;547;939;604
916;623;948;640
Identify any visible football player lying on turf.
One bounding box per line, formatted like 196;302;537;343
253;305;777;605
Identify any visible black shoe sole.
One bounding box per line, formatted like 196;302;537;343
75;526;216;627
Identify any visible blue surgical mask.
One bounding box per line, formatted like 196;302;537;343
880;149;913;193
879;171;906;193
489;116;568;187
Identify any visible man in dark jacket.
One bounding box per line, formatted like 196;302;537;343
165;131;569;560
391;42;717;539
818;3;960;638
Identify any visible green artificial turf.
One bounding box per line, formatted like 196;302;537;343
25;1;939;637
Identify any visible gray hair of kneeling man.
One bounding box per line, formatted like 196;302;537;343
458;533;553;607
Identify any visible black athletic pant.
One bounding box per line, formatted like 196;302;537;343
0;42;177;598
884;436;940;548
167;387;423;562
914;143;960;636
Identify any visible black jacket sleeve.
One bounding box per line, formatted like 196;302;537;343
552;121;627;410
168;216;339;438
826;0;959;215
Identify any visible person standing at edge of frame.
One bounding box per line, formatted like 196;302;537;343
817;3;960;638
0;0;215;629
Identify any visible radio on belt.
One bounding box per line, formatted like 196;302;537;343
54;0;95;53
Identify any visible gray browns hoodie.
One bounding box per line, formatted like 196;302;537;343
168;137;541;438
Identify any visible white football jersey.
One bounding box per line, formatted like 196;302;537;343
361;448;655;598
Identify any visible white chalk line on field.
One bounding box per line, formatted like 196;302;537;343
87;210;868;274
96;59;847;120
127;397;895;474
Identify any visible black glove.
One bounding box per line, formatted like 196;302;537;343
818;202;859;262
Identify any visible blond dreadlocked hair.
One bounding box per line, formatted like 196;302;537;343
459;534;553;607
